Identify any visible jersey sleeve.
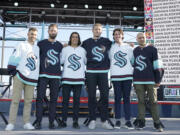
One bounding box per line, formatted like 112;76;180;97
7;43;22;75
153;47;164;83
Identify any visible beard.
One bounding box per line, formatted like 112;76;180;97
49;34;57;39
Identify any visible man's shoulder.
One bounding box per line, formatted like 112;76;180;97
146;45;157;52
37;39;48;45
83;38;92;43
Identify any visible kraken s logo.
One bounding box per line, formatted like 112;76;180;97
135;55;147;71
45;49;59;67
26;56;37;71
68;54;81;71
92;46;104;62
114;51;127;68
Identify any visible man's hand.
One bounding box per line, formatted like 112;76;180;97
155;83;160;88
63;43;68;47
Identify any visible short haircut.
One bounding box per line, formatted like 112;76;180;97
48;24;58;30
28;27;37;32
113;28;124;40
137;32;145;37
68;32;81;46
93;23;102;29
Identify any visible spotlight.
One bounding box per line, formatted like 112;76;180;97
50;3;55;8
133;6;137;11
84;4;88;9
64;4;68;8
14;2;18;7
98;5;102;9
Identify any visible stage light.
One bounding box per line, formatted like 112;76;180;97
133;6;137;11
14;2;18;7
98;5;102;9
50;3;55;8
84;4;88;9
64;4;68;8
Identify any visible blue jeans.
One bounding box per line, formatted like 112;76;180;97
112;80;132;121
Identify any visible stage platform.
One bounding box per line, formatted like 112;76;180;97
0;116;180;135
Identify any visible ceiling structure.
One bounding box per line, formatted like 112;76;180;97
0;0;144;27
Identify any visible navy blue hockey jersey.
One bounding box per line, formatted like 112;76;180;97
38;39;63;79
133;45;163;84
81;37;112;73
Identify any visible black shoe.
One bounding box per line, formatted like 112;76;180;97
135;119;145;130
154;122;164;132
34;122;41;130
73;121;80;129
133;119;140;127
114;121;121;129
125;121;134;129
59;120;67;128
49;122;56;129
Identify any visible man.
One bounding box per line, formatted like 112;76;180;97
5;27;39;131
34;24;63;129
81;23;113;130
109;28;134;129
60;32;86;129
133;32;164;132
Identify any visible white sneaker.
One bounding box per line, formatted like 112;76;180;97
23;123;35;130
88;120;96;129
5;123;15;131
102;120;114;130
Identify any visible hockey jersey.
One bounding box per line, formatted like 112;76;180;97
7;41;39;86
109;43;133;81
133;45;164;84
61;46;87;85
81;37;112;73
38;39;63;79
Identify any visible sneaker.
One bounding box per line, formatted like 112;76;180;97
88;120;96;129
133;119;140;127
114;121;121;129
125;121;134;129
23;123;35;130
49;122;56;129
59;120;67;128
34;121;41;130
102;120;114;130
154;122;164;132
5;123;15;131
73;121;80;129
135;119;145;130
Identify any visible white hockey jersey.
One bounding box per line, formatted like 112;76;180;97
8;41;40;86
61;46;87;85
109;43;133;81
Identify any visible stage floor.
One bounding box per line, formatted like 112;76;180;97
0;116;180;135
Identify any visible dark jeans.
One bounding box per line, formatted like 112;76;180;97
62;84;82;122
86;73;109;122
112;80;132;121
36;77;60;123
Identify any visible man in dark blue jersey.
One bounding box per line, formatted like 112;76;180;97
34;24;63;129
82;23;113;130
133;32;164;132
